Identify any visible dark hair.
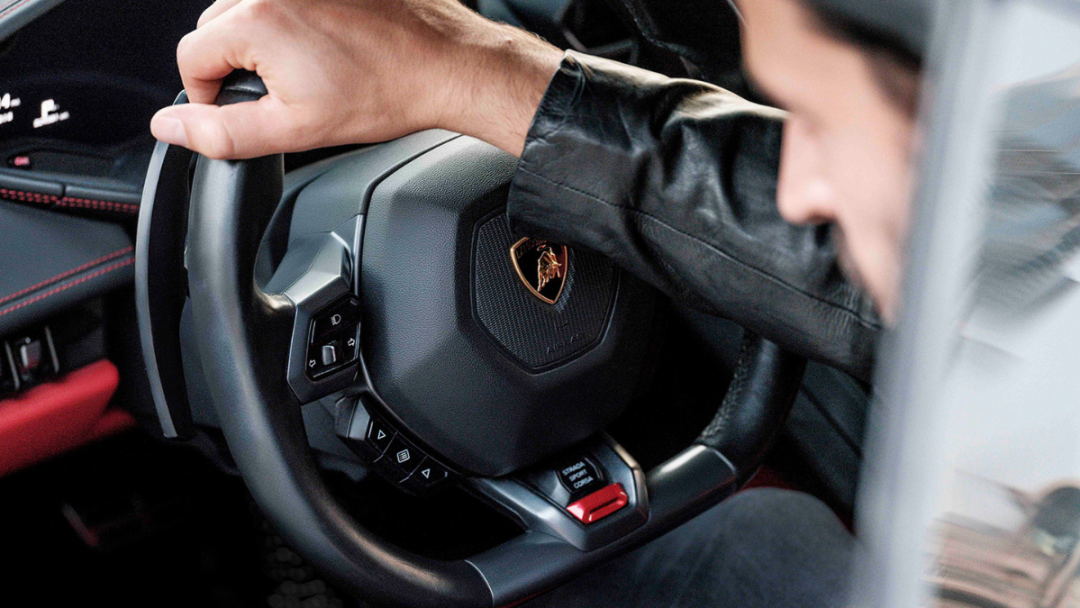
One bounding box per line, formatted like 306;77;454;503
807;4;923;116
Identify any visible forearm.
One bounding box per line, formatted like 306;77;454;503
153;0;561;159
432;20;562;157
507;52;881;379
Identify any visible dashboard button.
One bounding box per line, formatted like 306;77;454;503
9;328;57;385
7;155;32;169
18;338;42;372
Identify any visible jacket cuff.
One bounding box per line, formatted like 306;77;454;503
506;50;726;241
503;51;881;380
507;50;613;240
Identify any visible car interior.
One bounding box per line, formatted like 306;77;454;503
0;0;872;606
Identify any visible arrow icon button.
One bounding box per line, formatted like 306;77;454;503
367;419;394;452
411;459;447;487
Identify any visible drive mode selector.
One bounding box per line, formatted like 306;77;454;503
557;457;603;499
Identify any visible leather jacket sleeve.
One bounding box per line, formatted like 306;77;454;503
506;51;881;380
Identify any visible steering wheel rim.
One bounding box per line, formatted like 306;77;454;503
164;71;807;608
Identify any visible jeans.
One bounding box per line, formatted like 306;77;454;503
523;488;854;608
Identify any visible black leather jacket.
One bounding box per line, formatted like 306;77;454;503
506;51;881;380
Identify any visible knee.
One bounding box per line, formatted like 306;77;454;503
724;488;844;532
690;488;853;561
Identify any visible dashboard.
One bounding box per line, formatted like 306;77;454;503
0;0;207;210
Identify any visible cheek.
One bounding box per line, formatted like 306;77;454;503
817;126;913;315
823;125;912;252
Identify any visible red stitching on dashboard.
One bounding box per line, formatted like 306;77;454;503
56;197;140;213
0;246;134;307
0;188;56;205
0;0;36;20
0;188;140;214
0;258;135;318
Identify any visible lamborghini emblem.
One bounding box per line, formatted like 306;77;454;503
510;237;569;305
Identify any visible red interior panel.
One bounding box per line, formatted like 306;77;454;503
0;360;134;476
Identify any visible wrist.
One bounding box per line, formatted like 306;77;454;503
436;23;562;157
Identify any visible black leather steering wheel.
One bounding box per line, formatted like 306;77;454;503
136;71;806;608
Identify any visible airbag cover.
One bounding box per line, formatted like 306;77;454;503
360;137;654;477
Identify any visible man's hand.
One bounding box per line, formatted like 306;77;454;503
150;0;563;159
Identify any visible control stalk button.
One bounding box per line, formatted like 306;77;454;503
311;298;361;343
412;458;448;486
400;456;452;494
321;342;339;366
384;436;422;477
305;297;361;380
366;418;395;453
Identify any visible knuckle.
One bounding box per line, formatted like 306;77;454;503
204;140;235;160
213;121;240;159
175;33;195;66
201;141;232;160
196;5;216;28
193;122;237;160
242;0;283;24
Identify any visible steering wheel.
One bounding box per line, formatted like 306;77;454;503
136;72;806;607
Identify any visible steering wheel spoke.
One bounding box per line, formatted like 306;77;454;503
464;441;740;605
279;215;365;403
468;435;648;552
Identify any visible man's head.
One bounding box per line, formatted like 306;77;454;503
737;0;926;323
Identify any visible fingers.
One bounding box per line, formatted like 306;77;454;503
175;18;254;105
162;0;304;158
178;3;275;104
197;0;244;27
151;97;301;159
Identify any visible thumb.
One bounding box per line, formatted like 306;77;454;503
151;98;296;159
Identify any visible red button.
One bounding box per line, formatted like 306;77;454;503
566;483;629;524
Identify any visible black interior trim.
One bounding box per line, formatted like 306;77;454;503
0;199;133;335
